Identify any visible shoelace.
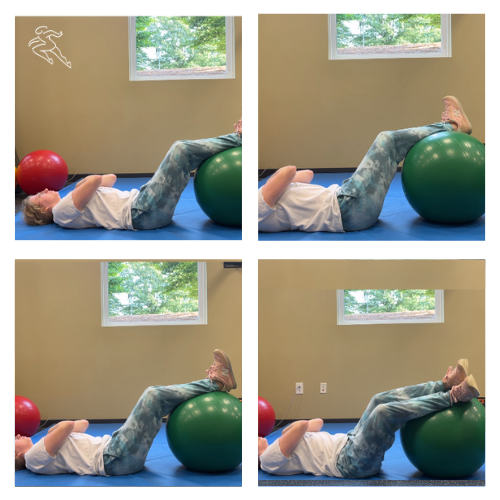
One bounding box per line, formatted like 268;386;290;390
206;361;231;390
206;362;220;387
206;363;229;379
442;109;461;123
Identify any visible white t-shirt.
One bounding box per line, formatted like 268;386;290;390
25;433;111;476
258;183;344;232
52;187;139;230
260;432;348;478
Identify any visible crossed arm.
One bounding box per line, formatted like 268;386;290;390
279;419;324;458
72;174;117;211
44;420;89;457
261;166;314;208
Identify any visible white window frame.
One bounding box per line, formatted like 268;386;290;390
101;262;207;327
128;16;235;81
328;15;452;60
337;289;444;325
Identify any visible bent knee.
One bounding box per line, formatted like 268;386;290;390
376;131;394;143
171;140;188;153
371;403;390;418
142;386;158;398
371;392;387;405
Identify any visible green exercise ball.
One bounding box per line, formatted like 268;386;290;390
194;147;242;227
400;399;485;479
166;392;242;472
402;132;485;223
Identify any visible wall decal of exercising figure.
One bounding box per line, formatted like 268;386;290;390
29;26;72;68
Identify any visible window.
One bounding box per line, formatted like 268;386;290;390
337;289;444;325
128;16;235;80
328;15;451;60
101;262;207;327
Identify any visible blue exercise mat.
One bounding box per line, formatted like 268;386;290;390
258;422;485;485
15;178;241;240
258;173;485;241
16;423;242;487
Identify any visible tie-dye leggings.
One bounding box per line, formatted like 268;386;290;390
103;379;218;475
131;133;242;230
336;381;451;478
338;122;454;231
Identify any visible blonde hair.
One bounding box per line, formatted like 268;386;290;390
21;197;54;226
15;454;26;471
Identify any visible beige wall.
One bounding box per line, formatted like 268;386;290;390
16;260;242;419
15;17;242;175
259;15;485;171
259;260;485;419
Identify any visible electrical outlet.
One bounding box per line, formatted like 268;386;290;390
320;383;327;394
296;382;304;395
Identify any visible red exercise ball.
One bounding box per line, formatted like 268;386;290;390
15;396;41;437
17;150;68;195
258;396;276;437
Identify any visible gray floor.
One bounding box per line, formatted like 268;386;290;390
15;189;29;214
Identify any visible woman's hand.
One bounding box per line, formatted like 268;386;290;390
282;418;323;435
293;169;314;184
101;174;117;187
47;419;89;434
73;420;90;433
306;419;324;432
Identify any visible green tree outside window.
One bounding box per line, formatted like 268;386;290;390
135;16;226;71
108;262;199;317
336;15;441;49
344;289;435;316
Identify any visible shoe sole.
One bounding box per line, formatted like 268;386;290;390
215;349;237;390
466;374;480;395
457;358;469;376
443;95;472;134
